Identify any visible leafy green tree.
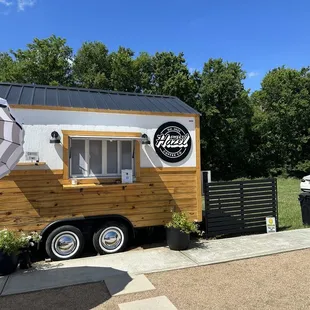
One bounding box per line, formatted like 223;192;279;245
149;52;188;93
109;47;136;92
197;58;253;179
134;51;200;109
0;53;19;82
134;52;154;93
250;67;310;177
11;35;73;86
186;70;202;108
145;52;193;100
73;41;111;89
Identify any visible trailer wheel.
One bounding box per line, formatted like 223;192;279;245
93;221;128;254
45;225;85;261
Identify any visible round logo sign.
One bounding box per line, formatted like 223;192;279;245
154;122;192;163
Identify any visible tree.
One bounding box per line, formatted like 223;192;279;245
11;35;73;86
73;41;111;89
109;47;136;92
197;58;253;179
134;51;200;109
186;70;202;109
250;67;310;177
134;52;154;93
142;52;194;102
0;53;17;82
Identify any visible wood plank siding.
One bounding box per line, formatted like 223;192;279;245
0;167;199;232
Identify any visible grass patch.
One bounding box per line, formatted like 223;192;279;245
277;178;303;230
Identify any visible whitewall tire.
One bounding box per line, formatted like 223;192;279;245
93;222;128;255
45;225;85;261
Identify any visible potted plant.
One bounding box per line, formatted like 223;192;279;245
19;231;41;269
0;229;41;275
0;229;22;275
166;212;202;251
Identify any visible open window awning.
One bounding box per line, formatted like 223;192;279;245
0;97;24;178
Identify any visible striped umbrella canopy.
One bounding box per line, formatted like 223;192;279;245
0;97;24;179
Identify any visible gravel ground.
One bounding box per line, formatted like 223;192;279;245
1;249;310;310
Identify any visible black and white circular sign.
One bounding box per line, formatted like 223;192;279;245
154;122;192;163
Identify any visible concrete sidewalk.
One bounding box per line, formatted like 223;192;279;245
1;228;310;296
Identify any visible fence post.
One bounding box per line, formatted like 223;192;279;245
240;182;245;232
203;172;209;239
201;170;211;196
273;178;279;230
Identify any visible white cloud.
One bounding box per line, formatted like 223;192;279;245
17;0;36;11
0;0;37;12
0;0;13;6
248;71;259;78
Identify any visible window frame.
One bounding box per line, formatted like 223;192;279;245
62;130;141;182
69;138;135;179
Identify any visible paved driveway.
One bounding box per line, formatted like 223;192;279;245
1;249;310;310
2;229;310;296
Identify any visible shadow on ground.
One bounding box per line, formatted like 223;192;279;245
0;281;111;310
0;266;132;310
130;226;167;250
278;225;292;231
186;238;208;251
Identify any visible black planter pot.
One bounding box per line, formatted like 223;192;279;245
0;250;18;276
166;227;190;251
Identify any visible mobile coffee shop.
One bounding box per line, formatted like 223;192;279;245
0;82;202;260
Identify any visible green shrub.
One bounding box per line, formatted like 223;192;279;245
166;212;203;235
0;229;41;255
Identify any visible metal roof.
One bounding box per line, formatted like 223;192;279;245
0;82;199;115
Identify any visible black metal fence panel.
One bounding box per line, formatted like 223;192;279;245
204;178;278;238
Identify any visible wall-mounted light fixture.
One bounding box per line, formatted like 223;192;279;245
141;133;150;145
50;131;61;143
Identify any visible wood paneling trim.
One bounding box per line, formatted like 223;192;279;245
63;132;69;180
9;169;63;176
135;141;141;181
62;177;121;185
11;104;198;118
3;174;62;182
62;130;141;137
0;180;196;194
63;182;145;190
139;175;196;182
17;162;46;166
11;187;197;202
140;167;196;173
195;115;202;221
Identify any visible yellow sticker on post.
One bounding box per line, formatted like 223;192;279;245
266;217;276;233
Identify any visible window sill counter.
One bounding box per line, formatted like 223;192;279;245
62;182;143;190
17;162;46;166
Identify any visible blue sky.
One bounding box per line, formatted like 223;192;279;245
1;0;310;91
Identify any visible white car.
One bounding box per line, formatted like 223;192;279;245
300;175;310;192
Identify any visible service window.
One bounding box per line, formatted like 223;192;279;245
69;138;134;178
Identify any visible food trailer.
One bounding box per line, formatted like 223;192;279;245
0;82;201;260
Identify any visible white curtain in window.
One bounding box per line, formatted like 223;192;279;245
89;140;102;175
107;141;118;174
121;141;132;170
71;139;86;175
